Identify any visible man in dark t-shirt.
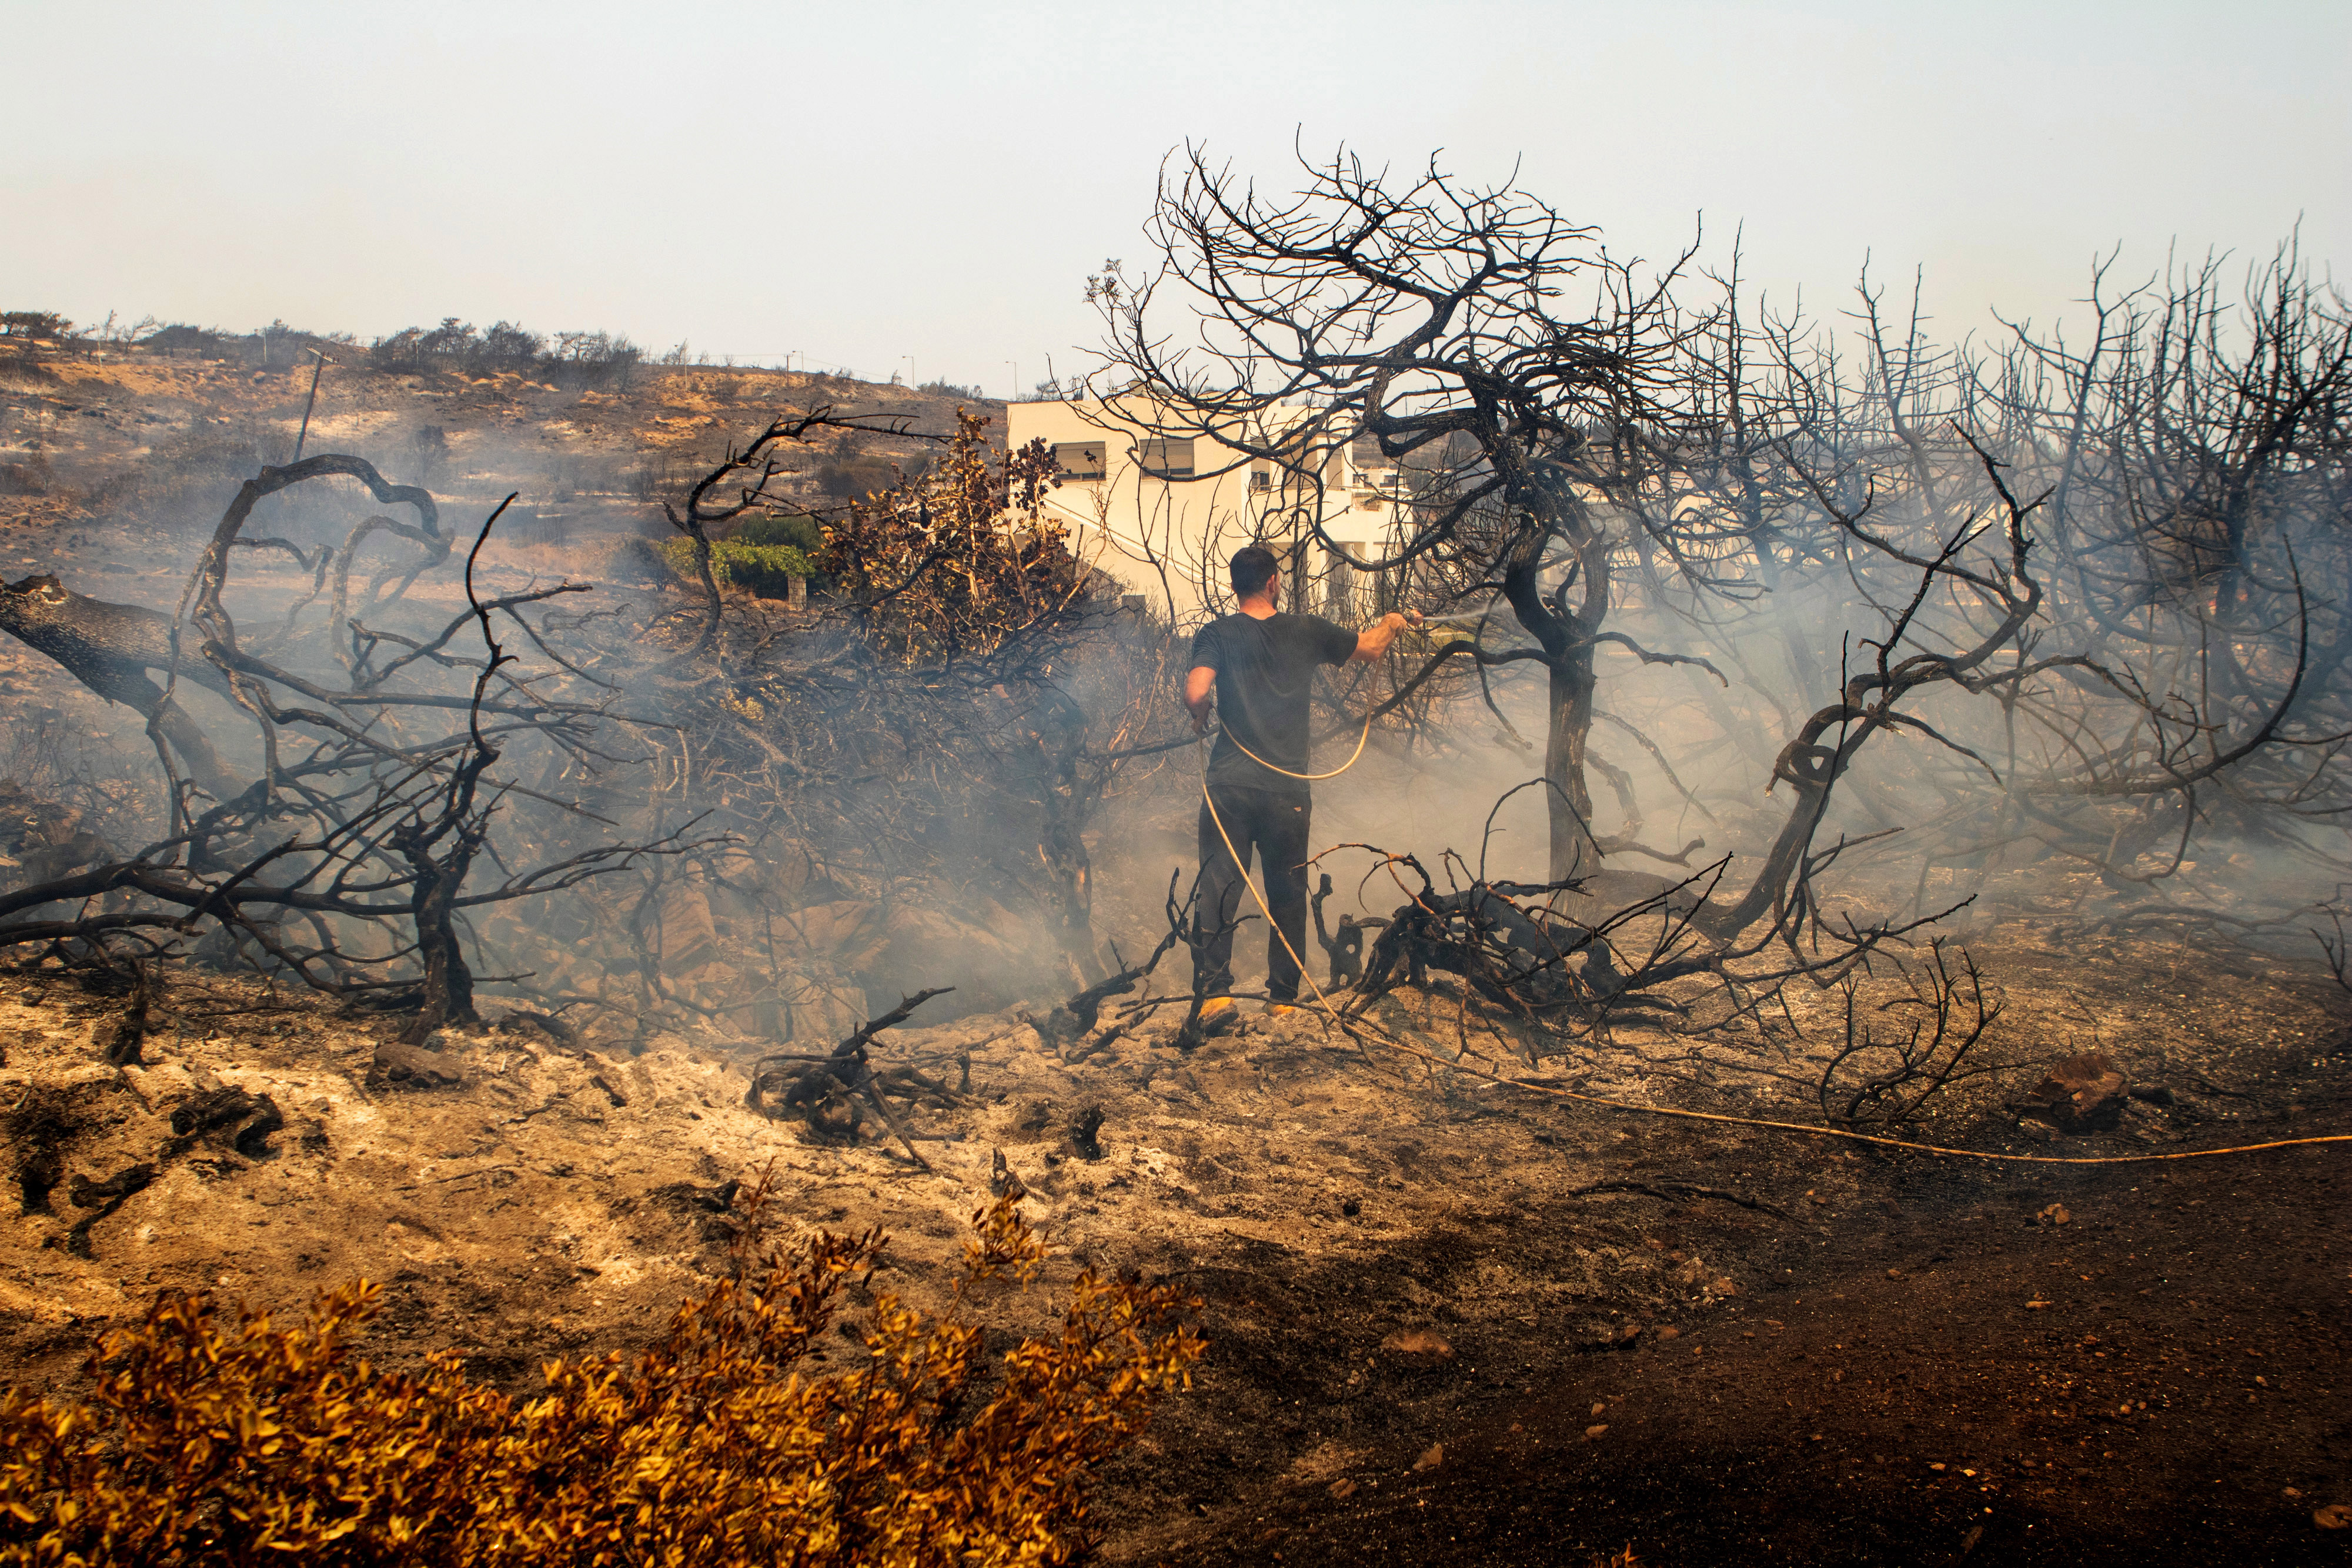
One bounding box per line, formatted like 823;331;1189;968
1184;546;1420;1021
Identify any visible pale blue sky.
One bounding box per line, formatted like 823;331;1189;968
5;1;2344;396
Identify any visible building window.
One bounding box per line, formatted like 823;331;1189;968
1250;463;1272;491
1052;442;1105;482
1139;438;1195;479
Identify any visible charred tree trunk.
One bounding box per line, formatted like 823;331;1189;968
0;575;246;799
1696;734;1842;941
1699;450;2050;942
1499;477;1612;883
1031;688;1102;983
393;817;482;1044
385;668;506;1044
387;511;506;1047
1542;637;1602;881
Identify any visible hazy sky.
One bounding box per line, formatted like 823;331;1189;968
6;1;2344;397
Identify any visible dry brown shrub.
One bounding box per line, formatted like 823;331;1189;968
0;1186;1200;1565
822;409;1084;668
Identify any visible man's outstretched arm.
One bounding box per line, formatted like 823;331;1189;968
1351;609;1423;663
1185;665;1217;733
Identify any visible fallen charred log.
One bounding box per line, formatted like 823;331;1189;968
62;1164;155;1258
1035;926;1182;1054
1334;843;1706;1026
163;1084;283;1159
1352;881;1600;1012
746;987;956;1166
1309;775;2002;1087
0;575;243;798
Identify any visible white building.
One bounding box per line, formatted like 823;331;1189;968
1005;395;1401;623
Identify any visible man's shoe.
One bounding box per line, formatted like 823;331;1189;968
1195;997;1239;1034
1264;999;1303;1017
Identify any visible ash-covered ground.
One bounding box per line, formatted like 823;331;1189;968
3;924;2344;1565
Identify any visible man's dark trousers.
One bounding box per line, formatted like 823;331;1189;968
1195;784;1311;1002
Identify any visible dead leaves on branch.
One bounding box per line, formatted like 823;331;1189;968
825;410;1089;669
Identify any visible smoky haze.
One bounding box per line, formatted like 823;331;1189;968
4;35;2350;1552
1;19;2346;1100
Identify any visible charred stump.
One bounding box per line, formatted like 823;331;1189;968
747;987;954;1168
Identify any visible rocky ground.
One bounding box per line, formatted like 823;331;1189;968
1;927;2346;1565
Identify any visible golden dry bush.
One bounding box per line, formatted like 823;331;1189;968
0;1188;1201;1566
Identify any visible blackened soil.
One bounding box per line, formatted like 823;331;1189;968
1096;1122;2352;1566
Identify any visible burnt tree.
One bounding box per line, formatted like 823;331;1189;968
0;457;711;1038
1092;146;1724;881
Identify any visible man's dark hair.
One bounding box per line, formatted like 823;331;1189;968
1231;545;1281;600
